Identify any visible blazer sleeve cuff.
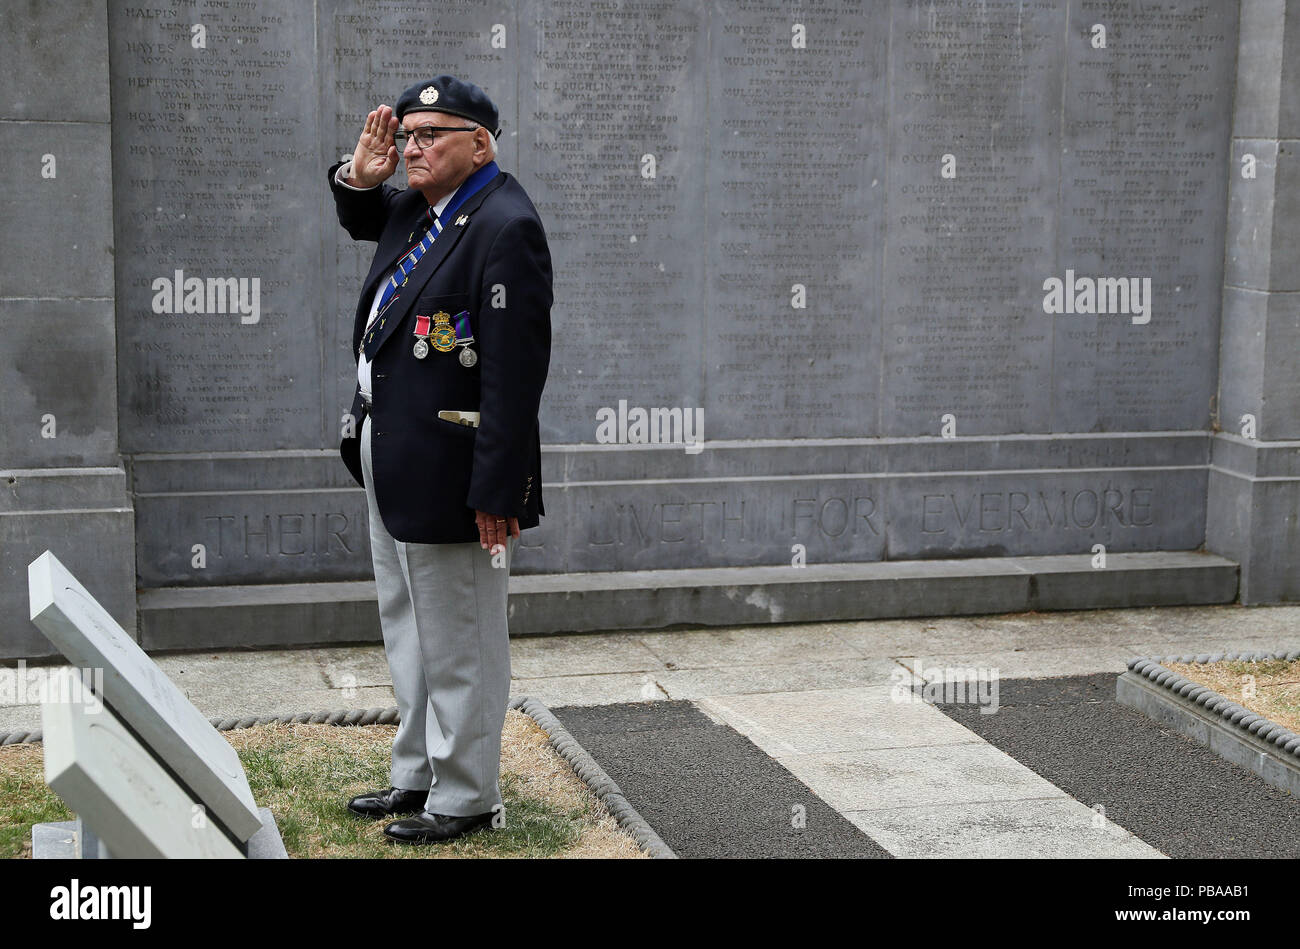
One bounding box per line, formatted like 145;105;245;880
333;159;380;191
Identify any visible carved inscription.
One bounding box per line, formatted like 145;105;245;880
707;0;886;437
111;0;319;450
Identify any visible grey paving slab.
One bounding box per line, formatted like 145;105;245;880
828;605;1300;656
192;686;399;721
311;646;393;689
775;742;1067;813
509;673;667;708
843;798;1164;859
0;704;41;734
1116;636;1300;659
656;658;908;701
1097;605;1300;642
552;701;890;858
0;662;80;734
508;633;668;678
1;660;394;730
638;624;867;669
829;615;1135;657
697;685;973;757
154;648;331;699
931;673;1300;858
893;646;1136;681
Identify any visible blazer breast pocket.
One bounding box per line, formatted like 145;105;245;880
409;292;472;362
432;414;478;439
411;291;470;317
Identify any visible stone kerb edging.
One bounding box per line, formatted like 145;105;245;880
1125;650;1300;760
1119;650;1300;798
508;695;677;859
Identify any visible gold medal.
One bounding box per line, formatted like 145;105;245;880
430;311;457;352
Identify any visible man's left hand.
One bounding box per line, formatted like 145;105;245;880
475;510;519;552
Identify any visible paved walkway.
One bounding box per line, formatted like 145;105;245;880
5;603;1298;857
695;682;1164;858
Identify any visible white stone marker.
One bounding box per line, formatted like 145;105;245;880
42;681;243;859
28;550;263;841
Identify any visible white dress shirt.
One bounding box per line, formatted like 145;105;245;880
335;159;453;402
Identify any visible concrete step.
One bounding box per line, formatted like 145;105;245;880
128;550;1239;653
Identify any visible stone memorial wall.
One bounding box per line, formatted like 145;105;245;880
3;0;1297;657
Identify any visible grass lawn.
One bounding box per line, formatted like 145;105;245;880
0;708;645;859
1164;657;1300;735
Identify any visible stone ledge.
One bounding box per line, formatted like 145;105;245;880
1209;432;1300;480
126;550;1239;653
126;432;1214;491
0;466;130;513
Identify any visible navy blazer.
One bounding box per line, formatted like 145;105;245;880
328;160;553;544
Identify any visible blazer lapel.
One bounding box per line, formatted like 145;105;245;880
360;173;507;360
361;193;431;294
352;195;430;355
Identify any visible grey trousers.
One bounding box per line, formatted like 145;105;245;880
360;412;515;816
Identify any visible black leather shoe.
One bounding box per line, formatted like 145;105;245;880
383;810;496;844
346;787;427;819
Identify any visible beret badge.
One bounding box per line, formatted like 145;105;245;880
396;75;498;131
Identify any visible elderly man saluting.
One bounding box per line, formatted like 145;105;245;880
327;75;552;844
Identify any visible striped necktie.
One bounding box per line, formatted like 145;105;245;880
361;207;441;359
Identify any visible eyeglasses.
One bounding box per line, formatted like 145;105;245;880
394;126;479;150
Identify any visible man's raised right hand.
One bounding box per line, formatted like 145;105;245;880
348;105;400;188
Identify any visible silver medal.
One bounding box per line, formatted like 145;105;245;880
413;338;430;359
459;347;477;367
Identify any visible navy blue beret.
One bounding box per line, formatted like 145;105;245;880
395;75;500;137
